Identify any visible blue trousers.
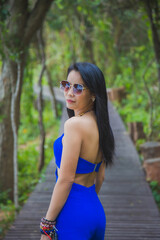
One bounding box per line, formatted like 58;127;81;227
56;182;106;240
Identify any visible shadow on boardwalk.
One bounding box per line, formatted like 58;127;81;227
4;99;160;240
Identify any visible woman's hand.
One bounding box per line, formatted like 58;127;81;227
40;234;50;240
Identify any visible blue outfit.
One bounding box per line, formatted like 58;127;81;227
53;133;106;240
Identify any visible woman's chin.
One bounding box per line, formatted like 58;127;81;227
66;103;75;110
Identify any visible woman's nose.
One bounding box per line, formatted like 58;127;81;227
67;85;74;96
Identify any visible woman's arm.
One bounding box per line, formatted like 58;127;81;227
95;160;106;194
45;118;82;221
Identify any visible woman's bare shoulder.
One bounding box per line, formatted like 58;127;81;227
64;117;84;137
64;115;97;135
64;116;82;128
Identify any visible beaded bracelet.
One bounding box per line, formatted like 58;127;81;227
41;217;56;224
40;217;58;240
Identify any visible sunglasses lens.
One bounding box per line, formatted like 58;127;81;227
60;81;84;95
73;84;83;95
60;81;70;91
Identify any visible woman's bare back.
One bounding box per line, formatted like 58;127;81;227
58;112;103;187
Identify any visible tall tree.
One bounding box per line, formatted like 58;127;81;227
143;0;160;91
36;28;46;172
0;0;53;202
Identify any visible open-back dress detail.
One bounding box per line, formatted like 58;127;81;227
53;133;106;240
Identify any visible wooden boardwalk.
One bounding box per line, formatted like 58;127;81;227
4;97;160;239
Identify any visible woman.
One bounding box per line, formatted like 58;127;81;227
40;62;115;240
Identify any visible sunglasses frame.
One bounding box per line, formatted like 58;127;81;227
60;80;88;95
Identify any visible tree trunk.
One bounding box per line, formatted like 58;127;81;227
144;0;160;91
35;27;58;119
37;29;46;172
11;61;22;208
45;68;58;118
0;57;25;201
37;63;46;172
0;0;53;201
84;37;96;64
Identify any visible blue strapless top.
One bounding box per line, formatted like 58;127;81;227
53;133;102;180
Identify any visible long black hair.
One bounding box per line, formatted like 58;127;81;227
66;62;115;167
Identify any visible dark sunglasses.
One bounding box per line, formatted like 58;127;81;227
60;80;88;95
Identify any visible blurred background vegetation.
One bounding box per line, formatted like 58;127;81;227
0;0;160;238
45;0;160;139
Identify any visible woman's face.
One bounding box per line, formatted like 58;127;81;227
64;70;94;112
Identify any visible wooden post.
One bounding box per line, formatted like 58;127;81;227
143;158;160;184
140;142;160;160
107;86;126;102
128;122;145;143
140;141;160;183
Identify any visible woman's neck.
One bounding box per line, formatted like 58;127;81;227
74;103;94;117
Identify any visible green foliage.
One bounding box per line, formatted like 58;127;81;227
0;189;11;205
18;142;40;204
149;181;160;210
0;201;15;239
135;139;146;155
111;41;160;140
45;0;160;143
0;1;10;21
18;62;38;143
17;124;60;205
18;60;60;204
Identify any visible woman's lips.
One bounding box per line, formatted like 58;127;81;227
66;99;75;103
